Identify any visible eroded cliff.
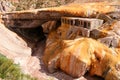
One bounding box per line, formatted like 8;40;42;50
0;1;120;80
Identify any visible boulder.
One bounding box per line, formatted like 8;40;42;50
43;38;120;80
98;36;120;48
91;21;120;48
90;29;108;39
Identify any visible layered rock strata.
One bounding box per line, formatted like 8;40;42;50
1;2;117;28
0;1;120;80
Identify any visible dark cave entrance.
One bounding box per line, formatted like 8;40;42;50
7;25;46;57
7;20;61;57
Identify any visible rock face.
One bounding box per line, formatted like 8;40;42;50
43;37;120;80
0;1;120;80
0;23;31;57
91;21;120;48
42;6;120;80
0;22;57;80
2;2;117;28
42;16;120;80
0;22;40;78
0;22;89;80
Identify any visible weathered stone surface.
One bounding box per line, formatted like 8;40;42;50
0;20;90;80
107;12;120;20
42;21;58;34
98;36;120;48
90;29;108;39
90;21;120;48
0;1;120;80
0;23;31;56
43;37;120;80
0;22;58;80
0;22;40;78
43;12;120;80
1;2;117;28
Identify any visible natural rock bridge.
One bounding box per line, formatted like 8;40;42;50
1;2;117;28
0;1;120;80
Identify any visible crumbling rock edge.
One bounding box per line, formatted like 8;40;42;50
0;1;120;80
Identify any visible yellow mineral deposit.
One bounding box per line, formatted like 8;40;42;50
1;1;120;80
43;37;120;80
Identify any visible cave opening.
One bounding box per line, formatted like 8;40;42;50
7;25;46;57
6;20;61;57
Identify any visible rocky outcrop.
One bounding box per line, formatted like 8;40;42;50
43;37;120;80
1;2;117;28
0;22;58;80
42;6;120;79
90;21;120;48
42;19;116;80
0;22;39;77
0;1;120;80
0;23;31;56
0;22;95;80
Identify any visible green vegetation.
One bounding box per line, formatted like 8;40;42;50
0;54;37;80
